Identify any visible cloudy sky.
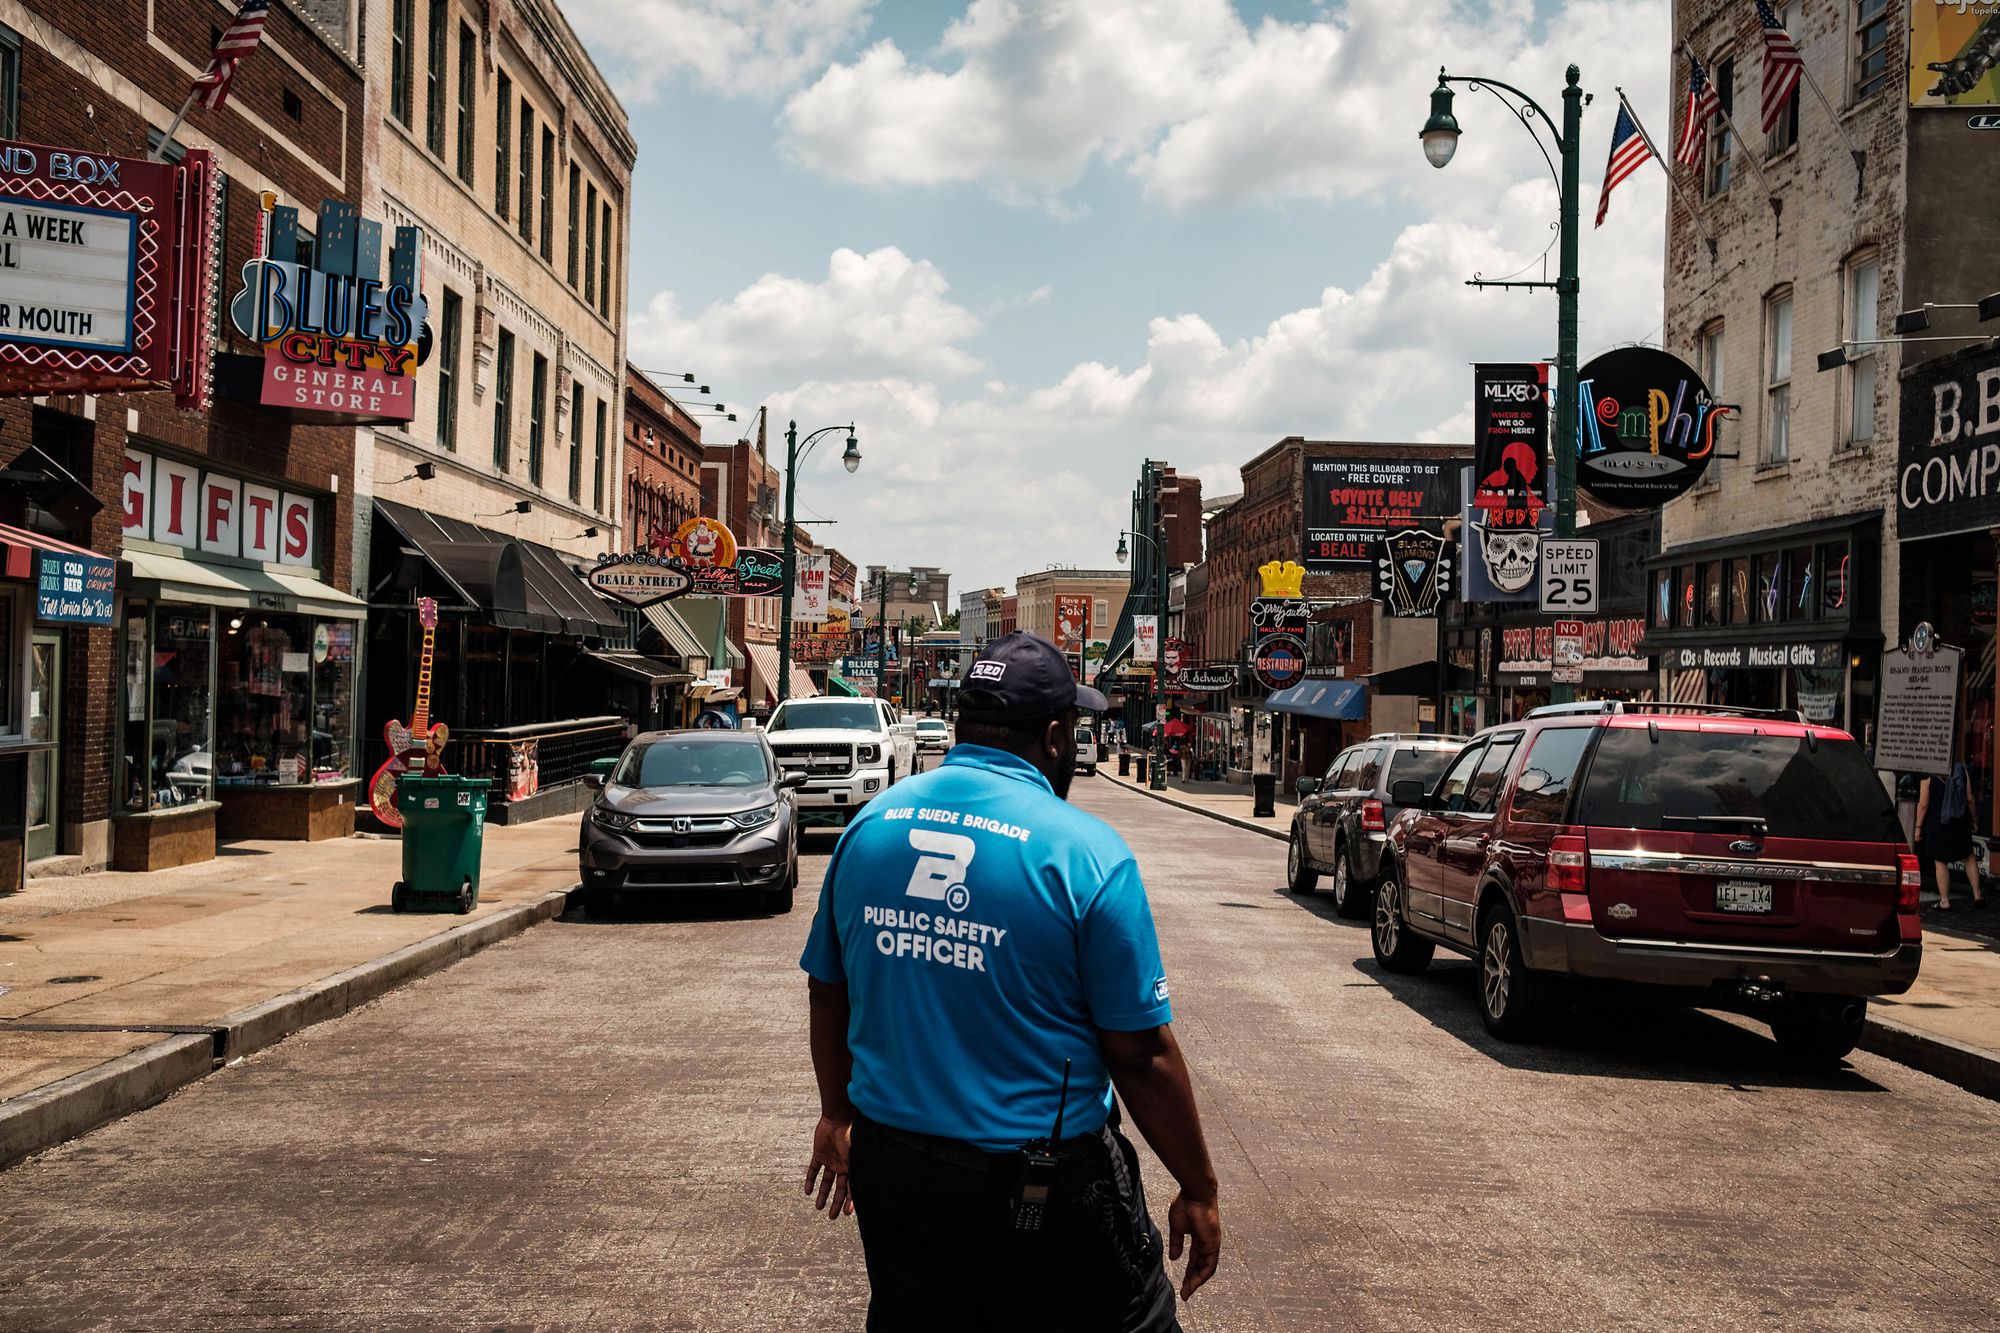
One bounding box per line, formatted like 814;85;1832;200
577;0;1674;600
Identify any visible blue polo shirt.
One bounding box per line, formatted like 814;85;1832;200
799;744;1173;1152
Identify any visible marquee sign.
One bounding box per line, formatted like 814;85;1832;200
588;517;788;606
1575;347;1729;509
0;138;218;409
230;199;428;422
1251;560;1310;689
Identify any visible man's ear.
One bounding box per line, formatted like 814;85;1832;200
1043;716;1066;762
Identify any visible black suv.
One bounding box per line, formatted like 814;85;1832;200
1288;733;1467;917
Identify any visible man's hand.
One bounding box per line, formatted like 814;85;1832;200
1167;1190;1221;1300
802;1113;854;1219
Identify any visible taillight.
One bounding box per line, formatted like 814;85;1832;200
1361;799;1386;832
1898;852;1922;914
1549;831;1588;894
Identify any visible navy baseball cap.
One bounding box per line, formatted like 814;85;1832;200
958;630;1109;719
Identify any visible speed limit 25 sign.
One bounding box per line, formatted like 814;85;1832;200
1538;538;1599;614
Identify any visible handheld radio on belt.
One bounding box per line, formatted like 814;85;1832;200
1010;1058;1072;1233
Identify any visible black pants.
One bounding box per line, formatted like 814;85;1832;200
847;1113;1181;1333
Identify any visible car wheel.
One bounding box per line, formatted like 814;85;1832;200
765;877;796;914
1770;995;1866;1065
1287;827;1319;895
1477;902;1553;1041
1331;844;1371;920
1371;865;1433;974
581;887;614;917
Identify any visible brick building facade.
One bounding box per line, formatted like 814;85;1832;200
622;365;702;554
0;0;369;874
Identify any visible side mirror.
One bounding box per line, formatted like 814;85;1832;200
1390;778;1429;809
778;772;809;790
583;773;605;791
1295;776;1320;796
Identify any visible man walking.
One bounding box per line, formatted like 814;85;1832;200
801;631;1221;1331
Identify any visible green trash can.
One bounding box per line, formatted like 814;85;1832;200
392;775;492;915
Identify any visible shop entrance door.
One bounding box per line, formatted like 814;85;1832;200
26;632;61;862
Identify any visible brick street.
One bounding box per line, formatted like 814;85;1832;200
2;782;1996;1331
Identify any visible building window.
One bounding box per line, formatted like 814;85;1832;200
492;328;515;473
390;0;414;128
1766;5;1800;156
1853;0;1891;101
517;100;534;244
594;399;608;512
584;182;598;305
1699;321;1726;485
0;22;19;140
570;384;585;502
567;164;580;286
539;130;555;261
528;353;548;487
456;23;476;186
1845;255;1881;445
436;288;461;452
1705;56;1735;197
599;200;614;318
424;0;448;154
495;74;512;219
1764;289;1793;463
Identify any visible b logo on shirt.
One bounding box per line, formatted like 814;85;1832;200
905;829;976;912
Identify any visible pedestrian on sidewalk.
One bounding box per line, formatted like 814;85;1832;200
1917;760;1986;911
800;630;1222;1332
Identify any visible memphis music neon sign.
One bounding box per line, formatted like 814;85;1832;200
229;199;428;421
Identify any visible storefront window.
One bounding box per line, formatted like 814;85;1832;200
1728;559;1751;625
1820;542;1849;618
120;604;217;811
217;615;313;785
1653;570;1673;629
1701;560;1724;627
1785;546;1816;620
1676;567;1698;628
1754;551;1784;622
311;620;357;781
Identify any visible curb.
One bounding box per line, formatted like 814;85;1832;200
1098;774;1288;843
1861;1012;2000;1103
1102;777;2000;1102
0;888;574;1172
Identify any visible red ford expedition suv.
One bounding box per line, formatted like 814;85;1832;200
1376;702;1922;1063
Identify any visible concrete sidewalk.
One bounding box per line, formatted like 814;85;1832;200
1096;767;2000;1100
1;817;583;1167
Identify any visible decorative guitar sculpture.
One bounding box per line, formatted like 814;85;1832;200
368;597;447;828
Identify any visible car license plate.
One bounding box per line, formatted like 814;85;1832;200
1715;880;1774;914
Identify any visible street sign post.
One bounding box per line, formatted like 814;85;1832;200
1539;538;1599;614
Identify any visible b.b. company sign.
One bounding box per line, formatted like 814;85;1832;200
1898;344;2000;541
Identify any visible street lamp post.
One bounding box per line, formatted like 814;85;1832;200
778;420;861;706
1421;64;1584;703
1116;526;1168;791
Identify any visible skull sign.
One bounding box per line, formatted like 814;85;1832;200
1475;522;1539;595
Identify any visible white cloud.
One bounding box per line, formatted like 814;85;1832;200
780;0;1673;217
628;245;984;383
572;0;876;102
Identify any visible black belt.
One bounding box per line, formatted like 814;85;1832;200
861;1114;1109;1175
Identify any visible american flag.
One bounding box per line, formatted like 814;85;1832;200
1756;0;1804;133
1675;56;1723;168
191;0;272;111
1595;103;1653;227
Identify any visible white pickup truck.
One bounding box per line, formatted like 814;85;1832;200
763;696;918;829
